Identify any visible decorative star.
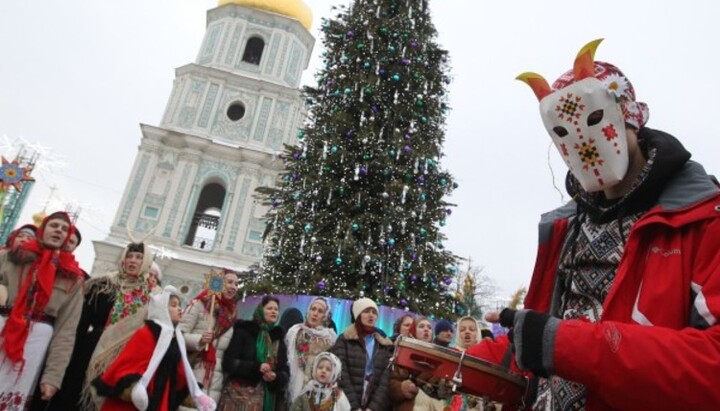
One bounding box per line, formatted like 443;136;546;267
0;156;34;191
203;268;225;296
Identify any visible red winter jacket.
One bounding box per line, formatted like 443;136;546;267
473;161;720;411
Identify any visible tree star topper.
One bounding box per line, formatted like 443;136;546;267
203;268;226;297
0;156;34;191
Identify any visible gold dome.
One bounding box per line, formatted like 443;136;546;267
218;0;313;30
32;210;47;226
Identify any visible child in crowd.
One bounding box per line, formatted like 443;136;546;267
92;286;215;411
290;352;350;411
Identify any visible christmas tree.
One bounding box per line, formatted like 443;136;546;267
256;0;458;318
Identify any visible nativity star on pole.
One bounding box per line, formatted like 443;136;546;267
0;156;34;191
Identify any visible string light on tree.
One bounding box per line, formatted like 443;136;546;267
254;0;458;318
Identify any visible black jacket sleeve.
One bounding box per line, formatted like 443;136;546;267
222;321;263;381
331;336;361;410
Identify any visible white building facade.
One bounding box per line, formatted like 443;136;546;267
92;0;314;297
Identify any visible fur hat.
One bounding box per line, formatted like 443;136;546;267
434;319;454;335
352;297;378;321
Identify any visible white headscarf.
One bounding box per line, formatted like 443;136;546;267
285;297;337;403
300;352;343;406
129;286;216;411
454;316;480;351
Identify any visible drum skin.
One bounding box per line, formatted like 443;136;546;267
392;337;529;409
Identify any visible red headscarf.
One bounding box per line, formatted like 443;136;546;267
191;269;238;387
3;224;37;250
1;212;83;364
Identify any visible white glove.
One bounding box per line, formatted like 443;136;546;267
130;383;149;411
195;393;217;411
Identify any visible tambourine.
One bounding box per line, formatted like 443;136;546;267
390;337;530;410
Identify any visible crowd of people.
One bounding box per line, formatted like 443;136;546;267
0;214;495;411
2;39;720;411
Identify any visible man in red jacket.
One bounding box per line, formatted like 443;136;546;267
471;39;720;411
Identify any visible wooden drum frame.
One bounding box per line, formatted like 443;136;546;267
390;337;530;410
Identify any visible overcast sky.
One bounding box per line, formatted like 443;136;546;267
2;0;719;297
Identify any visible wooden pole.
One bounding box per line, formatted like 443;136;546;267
205;294;216;351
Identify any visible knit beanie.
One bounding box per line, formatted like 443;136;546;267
434;319;454;335
352;297;378;321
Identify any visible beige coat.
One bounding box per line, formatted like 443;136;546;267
0;250;84;389
178;298;234;403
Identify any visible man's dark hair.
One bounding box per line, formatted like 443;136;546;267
126;242;144;254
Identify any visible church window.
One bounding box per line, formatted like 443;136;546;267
241;36;265;65
248;230;262;242
227;101;246;121
143;205;159;220
184;183;226;251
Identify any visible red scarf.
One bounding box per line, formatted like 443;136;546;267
193;290;237;387
354;318;376;349
1;216;82;364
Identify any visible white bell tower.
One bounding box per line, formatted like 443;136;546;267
92;0;314;297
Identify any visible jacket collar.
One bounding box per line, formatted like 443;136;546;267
342;324;392;346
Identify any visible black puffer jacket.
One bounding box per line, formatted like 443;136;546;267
331;324;393;411
223;319;289;392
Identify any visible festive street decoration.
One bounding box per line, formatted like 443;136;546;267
0;149;39;246
0;156;34;192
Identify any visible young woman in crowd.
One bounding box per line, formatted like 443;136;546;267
179;269;240;405
332;297;392;411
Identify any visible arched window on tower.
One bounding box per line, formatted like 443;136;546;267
184;183;226;250
241;36;265;65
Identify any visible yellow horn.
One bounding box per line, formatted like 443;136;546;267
574;38;603;81
516;72;552;101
